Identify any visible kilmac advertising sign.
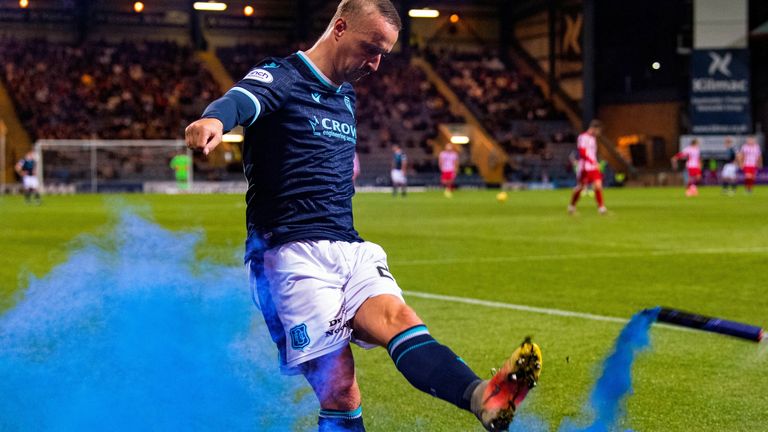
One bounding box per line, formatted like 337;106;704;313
690;49;752;135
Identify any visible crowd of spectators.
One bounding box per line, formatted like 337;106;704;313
354;55;462;167
0;36;578;186
429;49;565;131
217;42;299;81
426;48;576;183
0;38;221;141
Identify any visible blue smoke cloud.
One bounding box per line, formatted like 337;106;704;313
0;211;662;432
559;308;660;432
0;213;313;431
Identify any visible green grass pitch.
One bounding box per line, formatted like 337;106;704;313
1;187;767;431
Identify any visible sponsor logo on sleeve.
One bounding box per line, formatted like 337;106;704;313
244;68;274;83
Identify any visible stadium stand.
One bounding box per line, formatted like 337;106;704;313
426;48;576;184
0;38;222;188
0;38;221;141
217;45;464;186
0;35;581;188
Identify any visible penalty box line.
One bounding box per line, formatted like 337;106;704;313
403;290;694;333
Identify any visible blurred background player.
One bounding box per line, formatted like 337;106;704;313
170;151;191;191
568;149;593;198
568;120;606;214
738;136;762;194
671;138;702;197
438;142;459;198
721;137;738;195
15;150;41;204
390;145;407;197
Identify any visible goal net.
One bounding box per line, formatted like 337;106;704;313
35;140;192;193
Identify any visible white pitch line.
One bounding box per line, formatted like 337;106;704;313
403;290;694;333
392;246;768;267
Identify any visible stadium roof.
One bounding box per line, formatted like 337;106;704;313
752;20;768;36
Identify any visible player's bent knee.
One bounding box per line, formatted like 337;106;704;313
371;295;422;327
353;295;423;345
388;302;422;328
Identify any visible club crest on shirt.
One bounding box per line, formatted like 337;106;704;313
290;323;310;350
244;68;273;83
311;92;322;103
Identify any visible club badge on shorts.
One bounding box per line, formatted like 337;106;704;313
290;323;310;351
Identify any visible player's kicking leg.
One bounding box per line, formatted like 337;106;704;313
470;338;542;431
353;295;543;431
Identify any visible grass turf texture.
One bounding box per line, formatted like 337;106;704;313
1;187;767;431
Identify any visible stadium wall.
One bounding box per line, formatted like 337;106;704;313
598;102;682;166
410;14;499;51
0;22;75;42
512;4;584;103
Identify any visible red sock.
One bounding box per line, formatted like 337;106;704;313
746;178;754;191
570;188;582;206
595;189;604;207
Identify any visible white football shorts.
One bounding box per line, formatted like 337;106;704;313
722;163;738;180
22;175;39;189
390;169;407;185
247;240;404;375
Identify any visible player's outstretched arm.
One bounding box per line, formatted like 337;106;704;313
185;118;223;156
670;154;680;169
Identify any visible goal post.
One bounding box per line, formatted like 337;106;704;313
35;140;192;193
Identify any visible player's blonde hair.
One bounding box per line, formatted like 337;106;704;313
330;0;402;31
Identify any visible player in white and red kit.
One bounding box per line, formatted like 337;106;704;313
439;143;459;198
671;138;702;196
568;120;607;214
738;137;762;193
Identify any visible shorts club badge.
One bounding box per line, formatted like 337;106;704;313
290;323;310;351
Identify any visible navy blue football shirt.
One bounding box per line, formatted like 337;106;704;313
202;52;362;259
18;157;36;176
393;151;406;170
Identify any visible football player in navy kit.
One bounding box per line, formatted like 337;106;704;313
185;1;541;431
15;150;41;204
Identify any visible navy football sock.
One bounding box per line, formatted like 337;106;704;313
318;406;365;432
387;325;482;411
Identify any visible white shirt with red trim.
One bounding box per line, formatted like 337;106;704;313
740;143;762;168
439;150;459;173
577;132;599;172
677;146;701;169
